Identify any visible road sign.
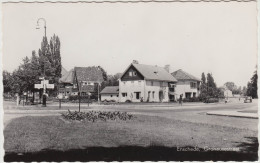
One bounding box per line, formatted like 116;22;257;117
46;84;54;89
34;84;43;89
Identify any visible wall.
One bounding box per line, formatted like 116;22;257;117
145;80;169;102
101;94;119;102
175;80;199;99
119;80;145;102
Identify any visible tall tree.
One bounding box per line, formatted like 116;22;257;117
250;70;258;98
201;72;206;84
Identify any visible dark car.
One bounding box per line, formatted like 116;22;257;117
244;96;252;103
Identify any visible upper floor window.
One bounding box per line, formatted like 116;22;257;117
129;72;133;76
138;81;141;86
190;82;197;89
151;81;154;86
160;82;163;87
133;71;137;76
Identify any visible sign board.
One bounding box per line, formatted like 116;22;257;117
34;84;43;89
46;84;54;89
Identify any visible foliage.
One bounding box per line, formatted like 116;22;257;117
199;72;223;101
183;97;201;102
3;34;62;96
61;110;134;122
68;95;97;103
247;70;257;98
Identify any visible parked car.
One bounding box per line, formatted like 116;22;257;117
244;96;252;103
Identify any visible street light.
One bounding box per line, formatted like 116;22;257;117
36;18;46;38
36;18;47;107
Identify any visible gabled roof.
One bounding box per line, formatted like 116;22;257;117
61;67;68;77
127;63;177;82
59;69;74;83
74;67;104;83
100;86;119;94
59;66;104;83
171;69;201;82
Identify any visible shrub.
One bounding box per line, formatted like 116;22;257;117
204;98;219;103
183;97;200;102
61;110;134;122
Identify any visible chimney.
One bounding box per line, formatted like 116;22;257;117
164;64;170;73
132;60;139;64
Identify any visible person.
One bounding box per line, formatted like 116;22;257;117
140;97;143;102
179;94;183;106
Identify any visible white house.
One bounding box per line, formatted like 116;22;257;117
100;86;119;102
171;69;201;99
119;62;177;102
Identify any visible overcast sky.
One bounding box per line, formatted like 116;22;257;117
2;2;257;87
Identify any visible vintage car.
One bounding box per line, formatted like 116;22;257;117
244;96;252;103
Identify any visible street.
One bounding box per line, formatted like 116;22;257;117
4;99;258;131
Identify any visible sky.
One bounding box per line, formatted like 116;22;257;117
2;2;258;87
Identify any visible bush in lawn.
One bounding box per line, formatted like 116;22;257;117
204;98;219;103
61;110;134;122
69;95;93;103
183;97;200;102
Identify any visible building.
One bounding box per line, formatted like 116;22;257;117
171;69;201;99
119;62;177;102
59;66;104;96
224;89;233;98
100;86;119;102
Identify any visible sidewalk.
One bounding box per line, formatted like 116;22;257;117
206;110;258;119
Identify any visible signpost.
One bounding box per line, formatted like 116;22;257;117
34;78;54;107
58;94;63;109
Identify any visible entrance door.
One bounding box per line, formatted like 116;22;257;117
159;91;163;102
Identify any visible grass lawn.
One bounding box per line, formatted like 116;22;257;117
4;114;258;161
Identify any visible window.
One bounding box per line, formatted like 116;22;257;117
133;71;137;76
151;81;154;86
135;92;140;99
129;72;133;76
122;93;127;97
117;95;119;97
190;82;197;89
160;82;163;87
152;91;155;98
111;95;113;97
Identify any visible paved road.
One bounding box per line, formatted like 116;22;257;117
3;100;258;131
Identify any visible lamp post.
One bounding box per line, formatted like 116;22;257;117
36;18;47;107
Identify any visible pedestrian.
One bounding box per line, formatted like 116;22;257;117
179;94;183;106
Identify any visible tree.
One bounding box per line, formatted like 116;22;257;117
247;70;258;98
224;82;236;92
201;72;206;84
3;70;12;93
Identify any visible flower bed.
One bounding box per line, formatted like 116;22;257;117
61;110;134;122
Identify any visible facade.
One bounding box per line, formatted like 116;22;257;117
224;89;233;98
171;69;201;99
119;62;177;102
100;86;119;102
59;66;104;96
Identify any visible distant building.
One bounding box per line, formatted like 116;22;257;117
224;89;233;98
119;62;177;102
171;69;201;99
59;66;104;96
100;86;119;102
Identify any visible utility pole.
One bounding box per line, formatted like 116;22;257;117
36;18;48;107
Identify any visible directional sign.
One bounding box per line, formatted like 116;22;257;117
34;84;43;89
46;84;54;89
41;80;49;85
